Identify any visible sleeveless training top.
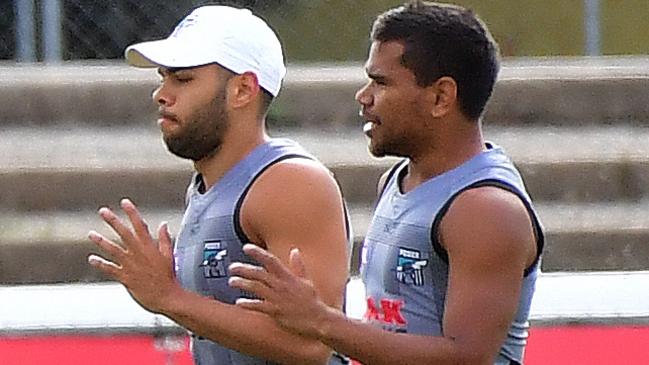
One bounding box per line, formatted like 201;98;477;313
360;143;544;365
174;138;351;365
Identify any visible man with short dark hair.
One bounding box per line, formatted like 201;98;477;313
229;2;543;364
87;5;351;365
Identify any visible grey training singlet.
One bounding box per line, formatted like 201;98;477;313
173;138;351;365
360;143;543;365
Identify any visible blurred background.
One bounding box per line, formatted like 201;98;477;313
2;0;649;62
1;1;648;364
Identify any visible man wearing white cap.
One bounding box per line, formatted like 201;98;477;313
87;5;351;365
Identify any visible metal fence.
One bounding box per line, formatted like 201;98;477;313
3;0;286;62
2;0;612;64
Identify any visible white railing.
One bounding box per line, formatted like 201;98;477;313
1;271;648;336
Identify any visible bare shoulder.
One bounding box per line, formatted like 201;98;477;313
249;158;341;199
239;157;346;248
440;187;538;361
440;186;537;269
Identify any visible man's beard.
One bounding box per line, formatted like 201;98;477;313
368;133;409;159
163;93;229;161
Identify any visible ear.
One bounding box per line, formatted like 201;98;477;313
429;76;458;118
227;71;261;109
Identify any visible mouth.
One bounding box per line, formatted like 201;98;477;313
362;121;374;137
157;111;180;130
360;111;381;138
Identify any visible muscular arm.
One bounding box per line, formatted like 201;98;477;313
161;159;349;363
438;187;537;363
232;186;536;364
243;159;350;310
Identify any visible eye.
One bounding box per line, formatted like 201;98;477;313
170;71;193;83
370;78;387;88
175;75;193;83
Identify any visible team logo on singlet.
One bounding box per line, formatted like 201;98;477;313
200;240;227;278
396;248;428;286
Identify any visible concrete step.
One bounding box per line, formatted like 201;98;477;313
0;209;180;284
1;57;648;128
2;202;649;284
2;126;649;211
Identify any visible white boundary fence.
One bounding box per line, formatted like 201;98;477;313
1;271;648;336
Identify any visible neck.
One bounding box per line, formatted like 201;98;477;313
194;116;268;190
403;119;485;192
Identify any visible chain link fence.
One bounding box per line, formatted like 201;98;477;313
1;0;381;63
1;0;300;62
0;2;16;59
2;1;649;63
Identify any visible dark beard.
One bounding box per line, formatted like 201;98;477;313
369;136;408;159
163;93;228;161
369;144;387;158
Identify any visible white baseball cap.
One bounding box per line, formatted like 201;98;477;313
125;6;286;97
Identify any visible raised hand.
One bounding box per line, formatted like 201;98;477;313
228;244;339;338
88;198;179;314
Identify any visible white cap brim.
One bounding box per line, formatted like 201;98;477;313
125;39;214;69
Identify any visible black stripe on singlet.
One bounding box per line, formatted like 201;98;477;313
232;154;312;245
233;154;353;248
377;159;408;200
429;179;544;277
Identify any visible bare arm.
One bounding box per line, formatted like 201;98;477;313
242;159;349;309
88;159;349;364
173;159;349;362
230;186;536;364
437;187;537;363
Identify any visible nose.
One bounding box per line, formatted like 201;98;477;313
355;82;372;107
152;82;175;107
